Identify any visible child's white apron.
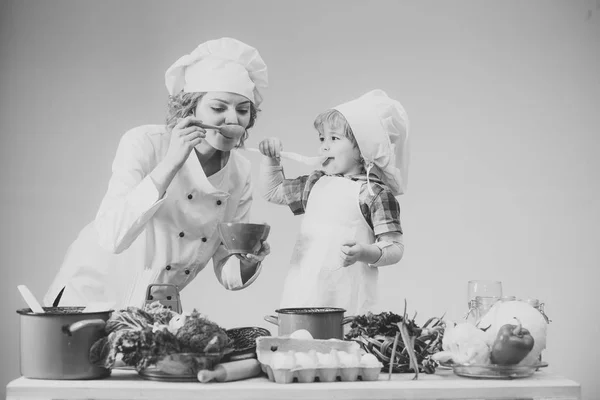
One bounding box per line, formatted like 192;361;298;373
279;176;378;316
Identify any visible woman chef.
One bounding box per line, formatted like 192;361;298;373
43;37;271;309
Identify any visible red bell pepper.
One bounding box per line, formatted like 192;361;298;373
490;317;535;365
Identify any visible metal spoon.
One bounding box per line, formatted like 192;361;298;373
243;147;327;167
17;285;45;313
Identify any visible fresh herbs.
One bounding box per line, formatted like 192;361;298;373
344;301;445;378
346;311;417;338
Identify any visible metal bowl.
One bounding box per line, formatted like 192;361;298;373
217;223;270;255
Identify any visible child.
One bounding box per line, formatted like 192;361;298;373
258;89;409;315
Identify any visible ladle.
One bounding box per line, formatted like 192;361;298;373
196;122;246;139
17;285;45;313
243;147;327;167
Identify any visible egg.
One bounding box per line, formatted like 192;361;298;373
317;349;339;368
360;353;381;367
337;350;361;368
294;350;318;368
289;329;313;340
271;350;296;370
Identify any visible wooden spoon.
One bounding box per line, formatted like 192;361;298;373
17;285;45;313
243;147;327;167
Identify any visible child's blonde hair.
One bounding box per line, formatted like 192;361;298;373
165;92;259;147
314;109;365;170
313;109;358;147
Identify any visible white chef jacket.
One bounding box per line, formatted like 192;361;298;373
43;124;262;309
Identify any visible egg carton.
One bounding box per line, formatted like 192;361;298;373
256;337;383;384
261;364;382;383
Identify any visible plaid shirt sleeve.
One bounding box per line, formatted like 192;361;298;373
281;170;326;215
360;183;403;237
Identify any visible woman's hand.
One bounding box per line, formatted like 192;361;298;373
237;241;271;284
164;117;207;170
236;240;271;264
258;138;283;159
150;117;206;198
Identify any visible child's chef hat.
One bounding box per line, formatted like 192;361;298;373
334;89;410;196
164;37;268;106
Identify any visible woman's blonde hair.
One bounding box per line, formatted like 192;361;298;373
165;92;259;147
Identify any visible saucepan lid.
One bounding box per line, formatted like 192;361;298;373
275;307;347;314
16;306;113;316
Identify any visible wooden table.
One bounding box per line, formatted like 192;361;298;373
6;369;581;400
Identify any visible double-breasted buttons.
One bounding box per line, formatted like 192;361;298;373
179;232;185;238
165;265;171;271
216;200;222;205
202;237;207;242
187;194;193;200
185;269;190;275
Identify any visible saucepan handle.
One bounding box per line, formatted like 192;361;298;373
62;319;106;336
264;315;279;326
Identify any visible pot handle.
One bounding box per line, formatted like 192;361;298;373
264;315;279;326
62;319;106;336
342;316;355;325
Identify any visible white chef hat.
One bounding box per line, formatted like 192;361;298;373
334;89;410;196
164;37;268;106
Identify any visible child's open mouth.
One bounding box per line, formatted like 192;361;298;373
322;157;334;166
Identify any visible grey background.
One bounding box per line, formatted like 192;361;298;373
1;0;598;398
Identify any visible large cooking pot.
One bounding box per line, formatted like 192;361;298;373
264;307;354;339
17;306;112;380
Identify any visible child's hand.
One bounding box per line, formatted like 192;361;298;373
340;240;386;267
258;138;283;158
340;240;364;267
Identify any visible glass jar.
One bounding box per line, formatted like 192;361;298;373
522;298;551;323
521;298;550;364
466;296;500;325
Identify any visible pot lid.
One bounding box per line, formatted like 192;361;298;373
16;306;113;315
275;307;347;314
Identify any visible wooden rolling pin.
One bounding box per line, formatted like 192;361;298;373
197;359;262;383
